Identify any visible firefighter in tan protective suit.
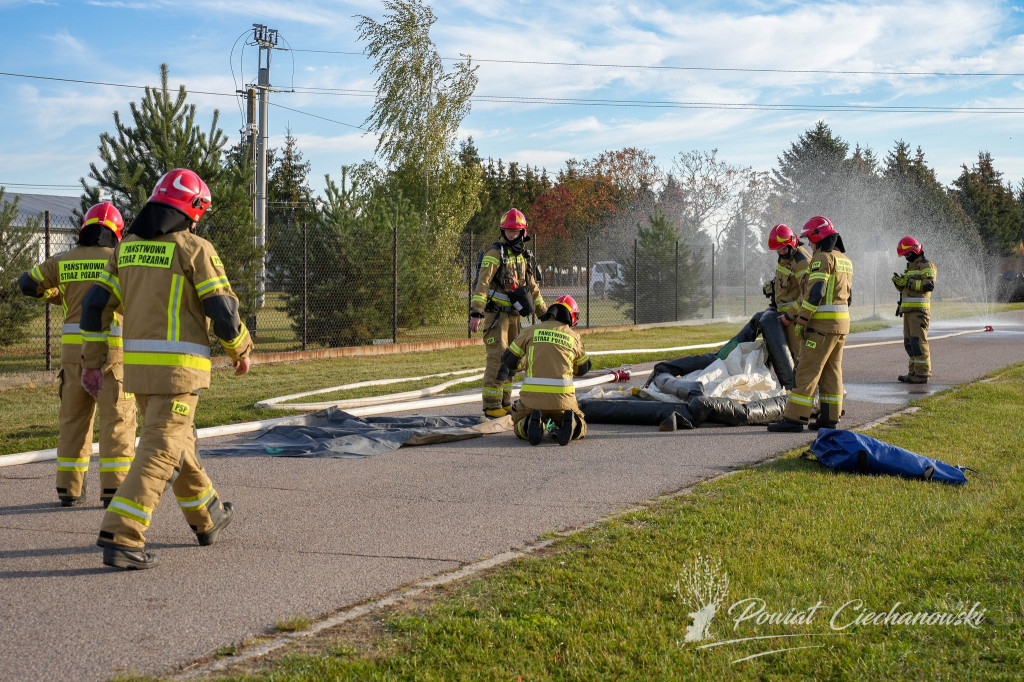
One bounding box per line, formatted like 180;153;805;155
469;208;546;418
764;223;811;360
18;202;137;507
892;236;937;384
80;169;253;570
498;295;590;445
768;217;853;432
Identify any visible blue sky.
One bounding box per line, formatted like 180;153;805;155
3;0;1024;200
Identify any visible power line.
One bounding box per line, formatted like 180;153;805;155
275;47;1024;78
285;84;1024;114
0;70;238;99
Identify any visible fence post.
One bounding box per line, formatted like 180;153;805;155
675;239;679;321
301;222;307;351
393;218;398;344
44;211;52;371
466;233;473;339
633;238;638;325
711;243;716;319
586;234;591;328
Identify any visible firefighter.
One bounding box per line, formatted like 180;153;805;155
892;236;937;383
18;202;137;507
498;295;590;446
469;208;546;418
79;169;253;570
764;223;812;360
768;216;853;432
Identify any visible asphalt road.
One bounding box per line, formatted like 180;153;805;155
1;311;1021;681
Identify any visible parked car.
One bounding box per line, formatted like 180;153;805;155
590;260;624;296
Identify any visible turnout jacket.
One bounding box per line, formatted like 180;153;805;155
786;245;853;335
471;242;546;317
502;318;590;411
896;254;937;312
22;245;123;367
81;230;253;395
773;245;811;314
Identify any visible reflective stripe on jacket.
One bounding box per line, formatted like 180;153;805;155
83;231;253;394
793;250;854;335
506;319;589;411
774;245;811;313
471;244;546;316
898;256;937;310
27;245;123;366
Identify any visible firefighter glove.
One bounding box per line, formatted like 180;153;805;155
762;281;774;298
891;273;907;287
795;324;805;339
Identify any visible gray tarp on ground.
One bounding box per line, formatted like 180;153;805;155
202;408;512;459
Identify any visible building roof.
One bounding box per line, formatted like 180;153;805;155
2;192;81;229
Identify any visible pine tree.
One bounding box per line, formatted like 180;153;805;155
0;190;43;347
771;121;850;225
953;152;1022;256
266;128;316;291
81;63;261;321
609;211;707;323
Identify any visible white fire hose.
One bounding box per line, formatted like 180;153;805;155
0;328;995;468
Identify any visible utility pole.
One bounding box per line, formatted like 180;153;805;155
251;23;277;313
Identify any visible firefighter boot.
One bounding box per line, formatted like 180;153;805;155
484;407;508;419
807;418;840;431
557;410;576;446
101;543;160;570
905;375;928;384
196;501;234;547
897;374;913;383
59;479;87;507
767;417;804;433
525;410;544;446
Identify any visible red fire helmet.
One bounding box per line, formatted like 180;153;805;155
81;202;124;240
500;208;528;236
896;236;923;257
553;294;580;327
148;169;212;223
768;224;797;251
800;216;837;244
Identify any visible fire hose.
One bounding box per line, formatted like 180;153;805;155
0;329;995;468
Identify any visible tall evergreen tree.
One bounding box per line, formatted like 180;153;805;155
953;152;1022;256
609;210;706;323
266;128;316;290
0;190;43;347
81;63;260;320
771;121;850;225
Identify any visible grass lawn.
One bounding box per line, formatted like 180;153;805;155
211;363;1024;681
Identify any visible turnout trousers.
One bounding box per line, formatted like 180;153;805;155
782;323;803;364
510;402;587;441
56;362;136;503
903;311;931;377
481;311;522;411
783;329;846;424
98;393;222;549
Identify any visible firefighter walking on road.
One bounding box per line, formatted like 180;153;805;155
469;208;546;418
19;203;137;507
80;169;253;570
764;223;812;360
768;216;853;432
892;236;937;384
498;295;590;445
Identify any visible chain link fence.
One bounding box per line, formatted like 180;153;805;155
3;209;976;374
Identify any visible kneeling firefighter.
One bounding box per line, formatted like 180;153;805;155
19;202;137;507
498;295;590;446
469;208;546;418
80;169;254;570
764;223;811;361
892;236;937;384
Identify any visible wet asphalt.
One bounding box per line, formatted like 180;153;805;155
1;311;1021;681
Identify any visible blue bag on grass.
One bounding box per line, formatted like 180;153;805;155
807;428;970;486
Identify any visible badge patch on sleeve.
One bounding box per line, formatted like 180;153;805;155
171;400;191;416
810;262;822;271
211;255;224;268
805;340;817;349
